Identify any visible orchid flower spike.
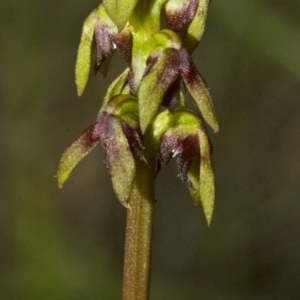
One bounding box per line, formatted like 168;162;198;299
58;0;218;224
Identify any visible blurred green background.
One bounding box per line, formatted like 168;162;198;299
1;0;300;299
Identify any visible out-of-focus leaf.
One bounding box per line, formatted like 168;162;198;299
103;0;139;30
212;0;300;82
75;10;97;97
57;121;101;188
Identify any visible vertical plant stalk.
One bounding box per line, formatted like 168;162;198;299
122;159;155;300
122;4;162;297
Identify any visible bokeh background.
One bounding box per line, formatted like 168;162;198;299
1;0;300;299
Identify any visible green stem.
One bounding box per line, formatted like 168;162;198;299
122;159;155;300
122;2;168;298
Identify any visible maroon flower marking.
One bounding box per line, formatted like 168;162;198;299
157;131;200;188
94;20;132;75
164;0;199;32
122;123;147;164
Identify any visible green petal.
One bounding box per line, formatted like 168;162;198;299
184;0;210;53
103;0;139;30
186;121;215;225
138;48;179;133
100;68;130;111
198;128;215;225
182;56;219;132
107;118;136;206
57;123;100;189
75;10;98;97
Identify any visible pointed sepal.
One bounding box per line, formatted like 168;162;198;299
183;0;211;53
98;113;136;207
180;49;219;132
93;5;118;76
75;10;98;97
198;127;215;225
187;123;215;225
138;48;180;133
57;120;101;188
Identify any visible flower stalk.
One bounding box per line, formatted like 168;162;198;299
57;0;218;299
122;159;155;300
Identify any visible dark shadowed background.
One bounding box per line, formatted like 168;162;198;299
1;0;300;299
